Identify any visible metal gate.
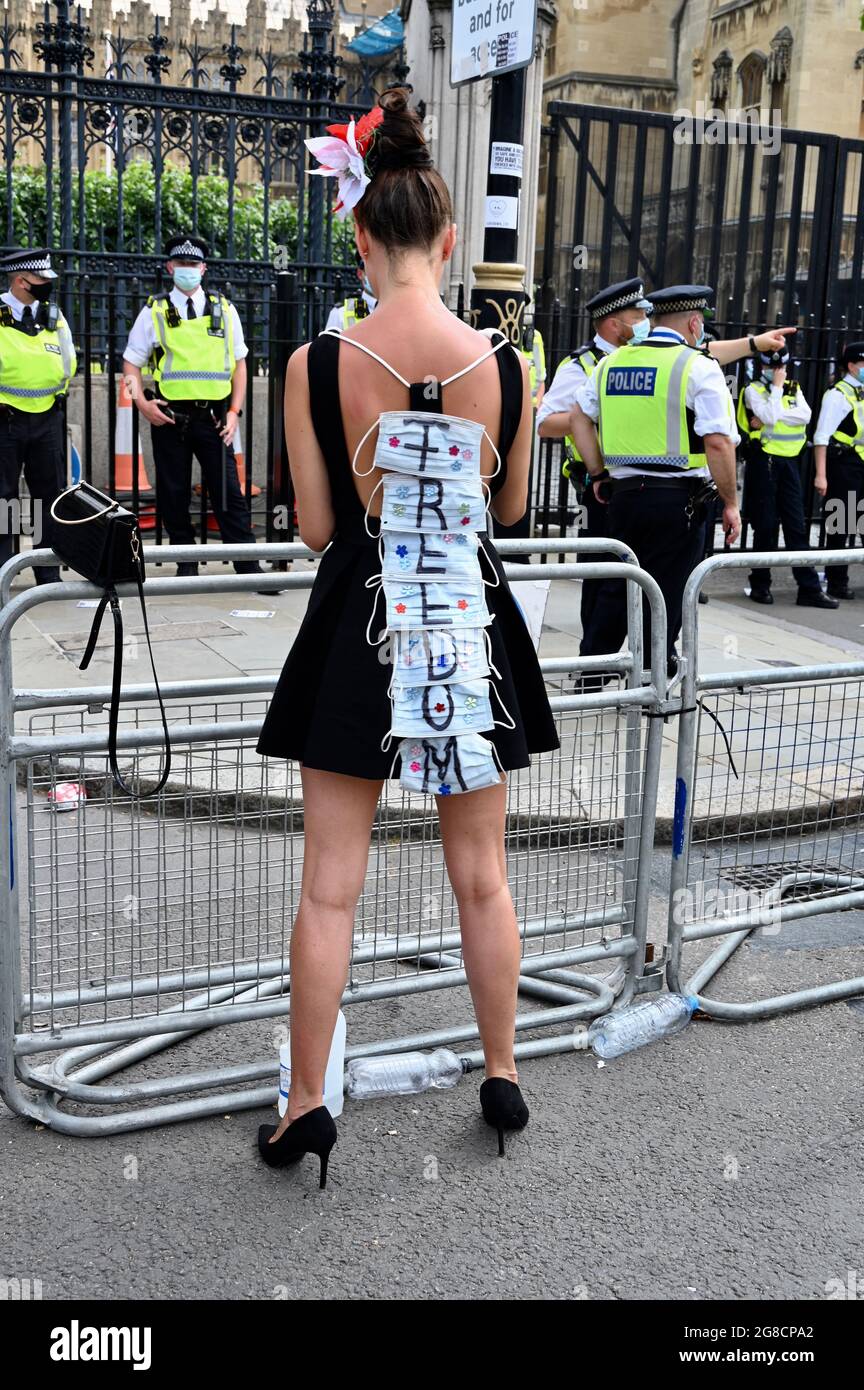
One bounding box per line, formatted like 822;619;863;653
667;549;864;1018
0;537;668;1134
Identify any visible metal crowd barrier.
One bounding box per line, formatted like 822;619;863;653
0;538;668;1134
667;549;864;1018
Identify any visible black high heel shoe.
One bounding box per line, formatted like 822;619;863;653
479;1077;529;1157
257;1105;337;1188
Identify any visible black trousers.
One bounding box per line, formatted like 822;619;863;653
743;449;820;593
576;476;616;655
150;409;258;570
0;403;65;583
581;481;707;664
823;451;864;590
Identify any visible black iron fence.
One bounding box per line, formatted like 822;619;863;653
533;101;864;547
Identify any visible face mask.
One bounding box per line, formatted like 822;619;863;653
23;280;52;303
398;732;503;797
391;626;491;688
694;323;706;348
383;578;491;631
857;369;864;385
379;472;489;535
360;412;494;482
381;529;483;584
173;267;203;292
390;677;494;739
762;370;775;384
629;318;650;344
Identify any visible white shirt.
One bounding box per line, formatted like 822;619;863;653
813;373;863;445
324;291;377;333
535;332;615;430
576;327;739;478
744;380;811;428
122;285;247;368
2;289;48;324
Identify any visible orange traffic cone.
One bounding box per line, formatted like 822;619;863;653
115;376;156;529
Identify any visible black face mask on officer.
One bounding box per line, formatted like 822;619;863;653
21;278;53;304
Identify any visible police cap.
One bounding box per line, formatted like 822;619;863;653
164;234;209;262
0;247;58;279
648;284;715;316
585;277;653;320
840;340;864;368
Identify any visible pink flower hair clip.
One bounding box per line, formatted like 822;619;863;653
304;106;385;221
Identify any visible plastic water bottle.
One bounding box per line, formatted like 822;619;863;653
279;1009;346;1119
587;994;700;1059
346;1047;466;1099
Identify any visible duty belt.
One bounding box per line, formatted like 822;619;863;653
610;474;704;492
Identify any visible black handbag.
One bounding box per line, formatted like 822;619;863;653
49;481;172;796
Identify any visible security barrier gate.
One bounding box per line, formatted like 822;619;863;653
0;538;668;1134
667;550;864;1017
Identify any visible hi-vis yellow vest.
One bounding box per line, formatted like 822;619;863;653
148;292;235;401
521;328;546;406
342;296;370;327
0;305;77;412
830;379;864;459
596;341;707;471
736;380;808;457
557;343;605;478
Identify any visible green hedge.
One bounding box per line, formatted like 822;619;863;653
0;163;356;262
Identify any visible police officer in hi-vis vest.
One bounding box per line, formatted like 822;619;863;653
570;285;741;674
122;234;262;578
0;247;76;586
325;252;377;332
738;346;836;609
537;278;654;654
812;340;864;601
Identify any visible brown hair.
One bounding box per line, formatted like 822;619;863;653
354;88;453;252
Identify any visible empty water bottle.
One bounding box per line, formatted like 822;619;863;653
587;993;700;1059
346;1047;466;1099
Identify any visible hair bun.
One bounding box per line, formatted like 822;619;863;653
367;88;432;176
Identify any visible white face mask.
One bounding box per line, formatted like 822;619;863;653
383;578;492;630
390;678;495;738
381;529;483;583
392;627;491;688
369;412;494;482
380;472;489;535
398;732;504;796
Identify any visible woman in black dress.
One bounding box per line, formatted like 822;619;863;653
256;90;559;1182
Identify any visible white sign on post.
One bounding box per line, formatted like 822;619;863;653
484;194;519;230
450;0;538;87
490;141;524;177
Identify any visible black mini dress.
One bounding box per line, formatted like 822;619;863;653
256;329;560;779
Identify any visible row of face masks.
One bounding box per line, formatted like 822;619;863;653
355;405;511;796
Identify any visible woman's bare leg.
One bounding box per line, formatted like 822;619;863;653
436;778;520;1082
271;766;384;1139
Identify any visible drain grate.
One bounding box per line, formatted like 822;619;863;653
721;859;860;901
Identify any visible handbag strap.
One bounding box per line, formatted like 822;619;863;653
79;573;172;797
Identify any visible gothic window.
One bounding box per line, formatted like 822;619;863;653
738;52;766;112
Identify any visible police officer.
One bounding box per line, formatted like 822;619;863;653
122;234;262;578
812;341;864;601
325;253;377;332
738;347;835;608
537;278;653;657
570;285;741;675
521;298;546;408
0;247;75;586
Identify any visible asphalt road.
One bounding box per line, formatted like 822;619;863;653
2;844;862;1303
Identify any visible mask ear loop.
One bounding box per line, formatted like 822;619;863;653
490;680;516;730
483;627;503;680
364;581;386;646
477;533;500;589
362;475;386;538
481;427;503;479
351;418;382;477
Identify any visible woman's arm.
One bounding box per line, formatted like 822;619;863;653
490;349;533;527
283;344;335;551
